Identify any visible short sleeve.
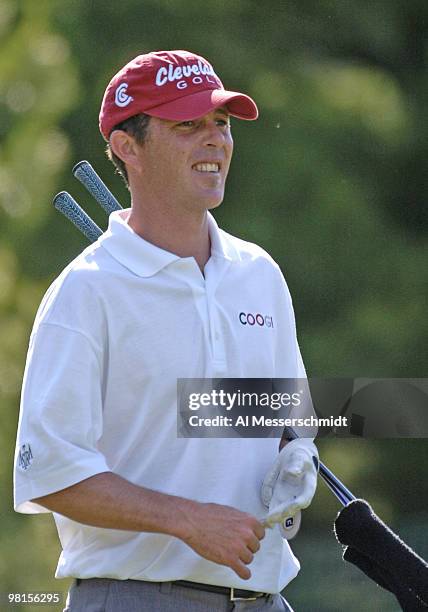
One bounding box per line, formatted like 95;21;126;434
14;322;110;513
271;264;306;377
272;264;317;438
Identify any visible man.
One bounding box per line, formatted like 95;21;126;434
14;50;318;611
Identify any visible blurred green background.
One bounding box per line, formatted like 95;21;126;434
1;1;427;610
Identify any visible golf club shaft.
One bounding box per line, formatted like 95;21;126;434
319;462;355;504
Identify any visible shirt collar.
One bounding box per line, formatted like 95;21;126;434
208;212;241;263
99;209;240;278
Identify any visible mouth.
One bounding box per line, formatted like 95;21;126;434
192;162;221;173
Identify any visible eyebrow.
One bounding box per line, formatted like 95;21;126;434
169;108;230;127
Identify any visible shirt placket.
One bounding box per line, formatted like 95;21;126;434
204;256;229;376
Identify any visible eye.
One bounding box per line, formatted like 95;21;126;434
178;120;196;128
216;118;230;127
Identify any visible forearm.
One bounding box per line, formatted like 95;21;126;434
32;471;195;539
33;471;266;580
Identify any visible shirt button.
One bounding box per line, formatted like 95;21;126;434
215;332;220;341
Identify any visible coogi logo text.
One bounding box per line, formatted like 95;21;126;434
239;312;274;328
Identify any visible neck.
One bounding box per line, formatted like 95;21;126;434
127;194;211;273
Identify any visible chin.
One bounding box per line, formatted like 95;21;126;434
186;189;225;213
207;198;223;211
201;187;225;210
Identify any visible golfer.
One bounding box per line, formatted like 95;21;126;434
14;50;318;611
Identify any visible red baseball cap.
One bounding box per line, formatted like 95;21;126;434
99;50;258;140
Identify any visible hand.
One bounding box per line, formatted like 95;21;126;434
180;501;265;580
261;438;318;529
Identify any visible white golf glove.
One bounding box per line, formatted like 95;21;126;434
261;438;319;530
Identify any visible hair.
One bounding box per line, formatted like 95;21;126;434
105;113;151;188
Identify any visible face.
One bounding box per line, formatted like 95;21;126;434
132;107;234;212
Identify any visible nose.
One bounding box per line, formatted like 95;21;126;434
202;121;229;148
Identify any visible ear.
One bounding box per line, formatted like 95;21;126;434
109;130;141;173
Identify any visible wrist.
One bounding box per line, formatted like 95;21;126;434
169;496;202;541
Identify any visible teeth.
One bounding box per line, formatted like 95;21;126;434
194;163;219;173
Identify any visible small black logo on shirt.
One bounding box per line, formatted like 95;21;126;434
18;444;33;470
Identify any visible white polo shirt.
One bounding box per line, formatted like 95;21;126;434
14;210;306;593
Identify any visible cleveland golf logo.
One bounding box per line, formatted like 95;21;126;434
18;443;33;470
239;312;274;328
155;61;219;90
115;83;133;107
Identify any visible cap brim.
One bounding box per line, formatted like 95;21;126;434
145;88;258;121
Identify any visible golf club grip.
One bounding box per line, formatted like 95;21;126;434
53;191;103;242
73;160;123;214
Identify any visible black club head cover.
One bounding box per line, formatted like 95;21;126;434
343;546;428;611
334;499;428;606
343;545;395;592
